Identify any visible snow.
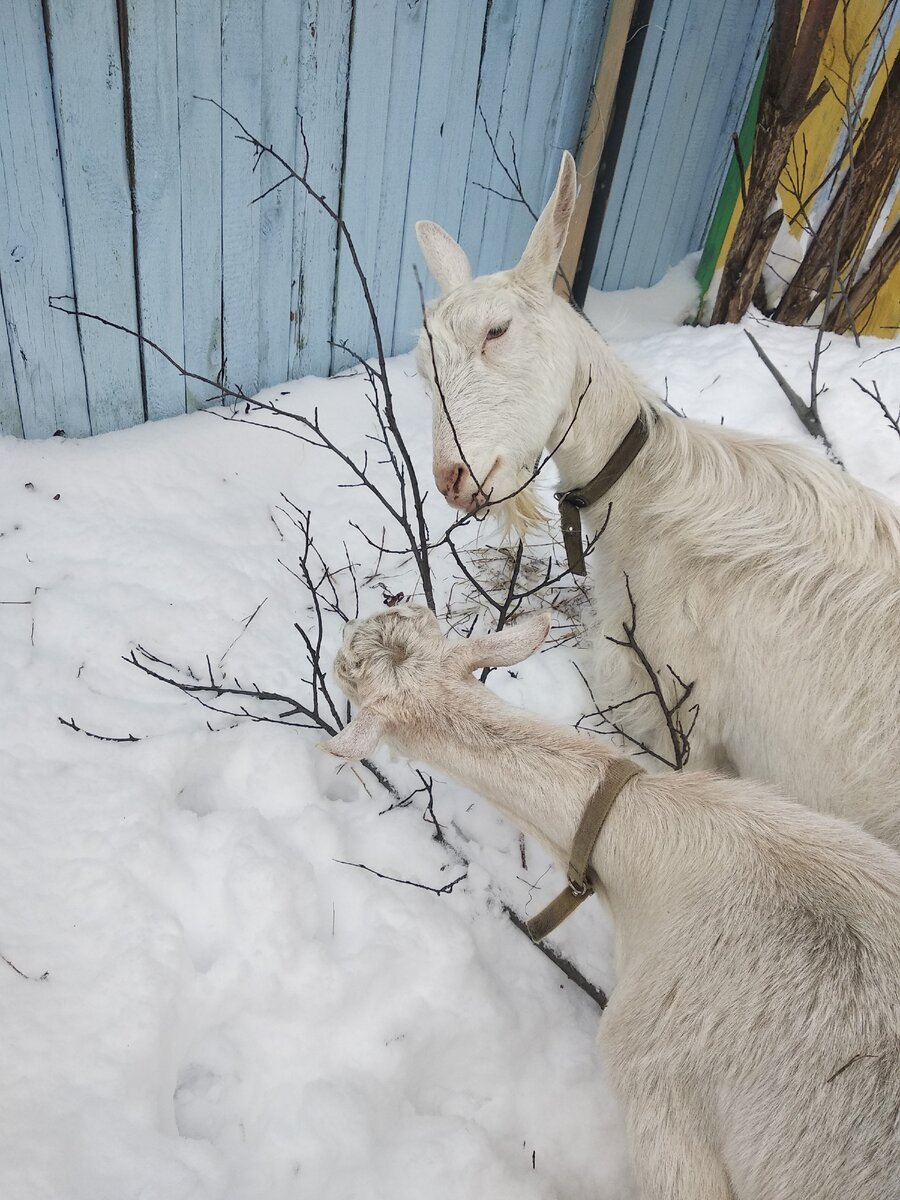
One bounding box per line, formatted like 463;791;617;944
582;254;701;338
2;268;899;1199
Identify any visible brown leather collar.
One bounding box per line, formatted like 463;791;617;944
556;411;650;576
526;758;644;942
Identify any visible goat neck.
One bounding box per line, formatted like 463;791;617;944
548;302;660;503
388;679;609;864
386;678;681;948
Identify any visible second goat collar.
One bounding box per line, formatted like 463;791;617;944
526;758;644;943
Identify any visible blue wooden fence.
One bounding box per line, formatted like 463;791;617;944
0;0;610;439
591;0;772;291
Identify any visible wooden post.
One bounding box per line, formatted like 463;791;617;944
557;0;638;296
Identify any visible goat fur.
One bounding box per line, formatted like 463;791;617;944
414;153;900;848
324;606;900;1200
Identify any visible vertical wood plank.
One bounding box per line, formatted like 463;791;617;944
0;0;90;438
659;0;772;276
289;0;353;381
498;1;577;266
590;0;672;289
601;0;689;287
221;0;263;396
456;0;517;273
124;0;186;421
588;0;774;291
0;278;23;438
501;0;609;268
331;0;428;372
628;0;729;280
392;0;489;351
558;0;637;292
43;0;143;434
287;0;351;380
256;0;302;388
461;1;544;279
176;0;223;411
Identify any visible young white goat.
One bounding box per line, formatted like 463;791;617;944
324;606;900;1200
415;153;900;848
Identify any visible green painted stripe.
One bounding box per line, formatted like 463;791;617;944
696;48;768;302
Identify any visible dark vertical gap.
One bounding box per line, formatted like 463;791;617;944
114;0;149;423
0;271;24;436
329;0;356;376
173;0;188;414
39;0;93;434
572;0;655;306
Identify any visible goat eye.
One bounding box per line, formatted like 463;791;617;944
484;322;510;346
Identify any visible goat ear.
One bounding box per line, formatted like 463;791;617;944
319;709;385;761
516;151;577;289
415;221;472;294
457;612;552;672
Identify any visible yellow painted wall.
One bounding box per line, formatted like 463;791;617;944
715;2;898;335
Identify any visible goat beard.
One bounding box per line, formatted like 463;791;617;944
489;479;547;538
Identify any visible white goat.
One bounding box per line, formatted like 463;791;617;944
324;605;900;1200
414;153;900;848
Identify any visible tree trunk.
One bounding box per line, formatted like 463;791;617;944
826;217;900;333
776;51;900;326
711;0;840;325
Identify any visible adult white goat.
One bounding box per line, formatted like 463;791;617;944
415;152;900;848
323;606;900;1200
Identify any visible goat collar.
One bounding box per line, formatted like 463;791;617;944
555;411;650;576
526;758;644;942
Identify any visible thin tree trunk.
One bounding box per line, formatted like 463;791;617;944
827;217;900;332
775;51;900;325
711;0;840;324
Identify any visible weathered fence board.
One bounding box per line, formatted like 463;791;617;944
465;1;547;279
221;0;264;397
648;0;772;282
289;0;352;382
332;0;428;372
501;0;609;268
0;281;22;438
176;0;223;412
0;0;90;438
391;0;490;348
2;0;768;440
591;0;772;290
124;0;186;422
44;0;144;434
257;1;303;389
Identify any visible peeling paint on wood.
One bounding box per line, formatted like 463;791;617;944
0;0;615;437
0;0;90;438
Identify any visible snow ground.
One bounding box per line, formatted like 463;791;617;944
1;272;898;1199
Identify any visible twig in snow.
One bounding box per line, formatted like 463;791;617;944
501;905;606;1009
744;330;841;462
58;716;142;743
334;860;467;896
1;951;48;982
853;378;900;439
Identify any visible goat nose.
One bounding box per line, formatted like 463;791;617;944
435;462;466;500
